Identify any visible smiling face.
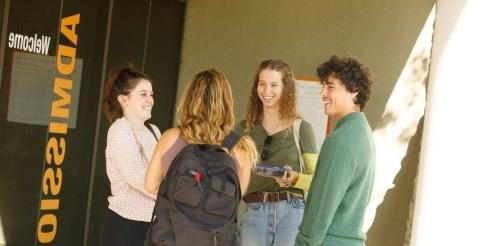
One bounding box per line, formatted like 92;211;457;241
320;75;359;120
257;68;284;109
119;79;154;122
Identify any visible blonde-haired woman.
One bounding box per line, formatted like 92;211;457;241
236;59;318;246
145;68;258;203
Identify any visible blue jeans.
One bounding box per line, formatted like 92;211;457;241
240;199;305;246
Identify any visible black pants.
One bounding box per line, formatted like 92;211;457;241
102;209;150;246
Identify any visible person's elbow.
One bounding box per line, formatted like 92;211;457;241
144;176;159;195
145;185;157;195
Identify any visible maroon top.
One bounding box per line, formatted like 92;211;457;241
161;135;189;175
160;135;240;175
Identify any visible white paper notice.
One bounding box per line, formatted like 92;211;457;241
7;51;82;128
296;79;328;150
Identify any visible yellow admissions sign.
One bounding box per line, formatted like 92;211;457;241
36;13;80;244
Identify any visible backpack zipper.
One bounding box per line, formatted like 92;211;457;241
212;230;218;246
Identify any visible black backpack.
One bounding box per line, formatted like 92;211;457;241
145;132;242;246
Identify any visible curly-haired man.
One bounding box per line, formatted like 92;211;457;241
295;55;375;246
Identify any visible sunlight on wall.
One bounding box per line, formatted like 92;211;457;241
363;5;435;232
0;214;5;245
411;1;500;245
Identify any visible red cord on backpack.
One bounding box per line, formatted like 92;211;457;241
189;170;202;183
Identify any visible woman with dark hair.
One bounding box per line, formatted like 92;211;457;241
101;65;160;246
236;60;318;246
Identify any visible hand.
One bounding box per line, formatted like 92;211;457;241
275;165;298;188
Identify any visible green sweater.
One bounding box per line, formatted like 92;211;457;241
295;112;375;246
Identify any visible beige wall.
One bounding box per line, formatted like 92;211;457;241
177;0;434;124
175;0;435;245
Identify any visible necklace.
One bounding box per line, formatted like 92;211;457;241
125;119;148;166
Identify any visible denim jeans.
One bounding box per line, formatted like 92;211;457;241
240;199;305;246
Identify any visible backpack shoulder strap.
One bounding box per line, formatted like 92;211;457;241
222;131;241;151
145;123;159;142
292;119;305;173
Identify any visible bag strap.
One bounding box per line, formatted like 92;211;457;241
292;119;305;173
222;131;241;151
145;123;159;141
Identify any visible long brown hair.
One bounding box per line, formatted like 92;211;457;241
177;69;259;174
102;65;151;123
244;59;299;133
177;69;234;145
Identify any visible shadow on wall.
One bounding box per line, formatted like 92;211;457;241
367;117;425;246
365;1;469;244
363;12;433;244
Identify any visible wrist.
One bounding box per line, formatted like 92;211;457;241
291;172;299;186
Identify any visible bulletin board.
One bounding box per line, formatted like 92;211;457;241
295;77;332;149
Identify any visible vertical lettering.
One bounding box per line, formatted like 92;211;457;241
49;122;68;134
37;12;81;244
37;214;57;243
51;77;73;118
40;199;60;210
42;168;63;196
45;137;66;165
56;45;76;75
60;14;80;45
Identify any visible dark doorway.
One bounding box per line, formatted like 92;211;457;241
0;0;184;245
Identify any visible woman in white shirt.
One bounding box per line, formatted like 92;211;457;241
101;66;160;246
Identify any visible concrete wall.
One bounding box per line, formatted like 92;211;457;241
177;0;433;123
175;0;435;245
412;1;500;245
